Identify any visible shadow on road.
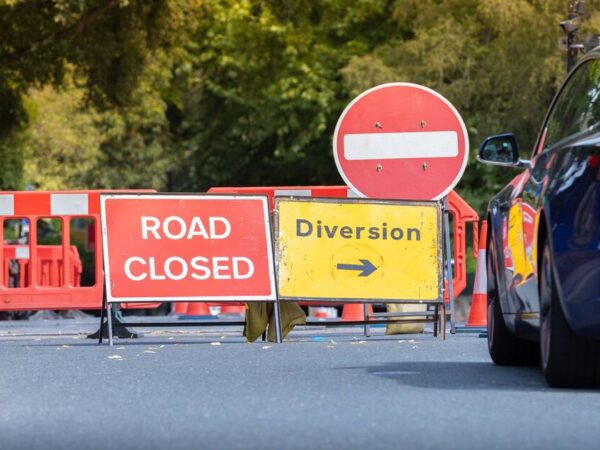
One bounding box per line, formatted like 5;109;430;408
345;361;556;391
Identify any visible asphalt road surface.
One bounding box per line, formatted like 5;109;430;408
1;318;599;450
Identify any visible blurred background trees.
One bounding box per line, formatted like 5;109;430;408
0;0;595;213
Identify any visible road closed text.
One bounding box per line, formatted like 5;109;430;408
124;216;254;281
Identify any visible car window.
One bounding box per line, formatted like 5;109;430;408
540;59;600;153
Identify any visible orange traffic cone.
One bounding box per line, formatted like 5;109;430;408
342;303;373;321
220;304;246;315
172;302;189;315
185;302;212;316
466;221;488;327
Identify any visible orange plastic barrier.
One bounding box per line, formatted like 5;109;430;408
208;186;479;300
3;245;82;288
445;191;479;302
0;190;159;311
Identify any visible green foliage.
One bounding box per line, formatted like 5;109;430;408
0;130;24;190
0;0;197;189
2;0;599;218
24;62;178;191
170;0;396;191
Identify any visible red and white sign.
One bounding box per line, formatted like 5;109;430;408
100;194;276;302
333;83;469;200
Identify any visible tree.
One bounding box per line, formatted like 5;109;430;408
0;0;197;189
169;0;397;191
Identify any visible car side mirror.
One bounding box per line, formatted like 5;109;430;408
478;133;521;167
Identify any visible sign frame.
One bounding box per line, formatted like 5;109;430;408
274;196;444;303
100;192;277;303
97;192;282;346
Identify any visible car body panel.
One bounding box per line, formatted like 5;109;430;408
485;53;600;340
545;144;600;337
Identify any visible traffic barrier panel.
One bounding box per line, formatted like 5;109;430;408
466;220;488;327
445;191;479;301
3;244;82;288
219;304;246;315
0;190;159;311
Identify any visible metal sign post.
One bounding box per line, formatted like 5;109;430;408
443;197;456;334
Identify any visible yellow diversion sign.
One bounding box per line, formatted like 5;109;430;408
275;198;443;302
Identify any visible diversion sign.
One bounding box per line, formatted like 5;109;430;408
100;193;276;302
275;197;442;302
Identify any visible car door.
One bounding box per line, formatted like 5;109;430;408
507;56;600;320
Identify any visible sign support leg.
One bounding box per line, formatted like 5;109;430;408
273;300;283;344
98;284;107;344
440;302;447;340
363;304;371;337
432;304;439;338
443;197;456;334
107;302;114;347
87;304;140;340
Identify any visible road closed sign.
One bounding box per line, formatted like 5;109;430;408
100;194;276;302
276;197;442;302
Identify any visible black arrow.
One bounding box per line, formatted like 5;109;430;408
336;259;377;277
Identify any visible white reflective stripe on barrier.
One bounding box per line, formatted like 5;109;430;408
473;249;487;295
15;246;29;259
50;194;88;215
274;189;311;197
346;189;361;198
0;194;14;215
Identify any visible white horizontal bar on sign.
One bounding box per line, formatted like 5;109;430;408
51;194;88;215
274;189;311;197
0;194;14;216
343;131;459;160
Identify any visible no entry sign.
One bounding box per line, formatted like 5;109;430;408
333;83;469;200
100;194;276;302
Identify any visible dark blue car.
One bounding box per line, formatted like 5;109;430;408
478;51;600;387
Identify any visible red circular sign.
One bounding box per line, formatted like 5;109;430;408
333;83;469;200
